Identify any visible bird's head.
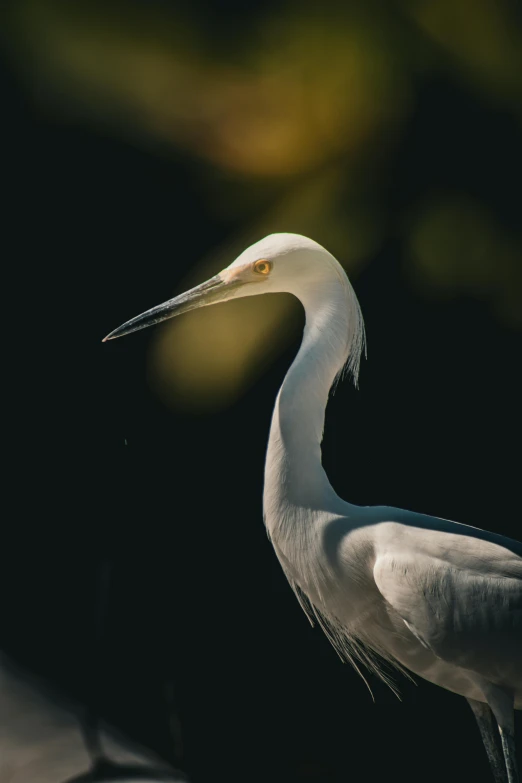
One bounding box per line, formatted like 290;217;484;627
103;233;344;342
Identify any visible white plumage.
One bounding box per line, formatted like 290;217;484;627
105;233;521;783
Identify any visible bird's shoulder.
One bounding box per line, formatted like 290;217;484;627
364;505;522;573
366;508;522;668
328;505;521;587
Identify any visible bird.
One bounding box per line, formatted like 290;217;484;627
104;233;522;783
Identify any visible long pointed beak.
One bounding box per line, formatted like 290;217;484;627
103;273;242;342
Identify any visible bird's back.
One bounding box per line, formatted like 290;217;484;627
369;510;521;692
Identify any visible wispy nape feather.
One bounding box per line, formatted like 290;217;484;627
331;262;366;391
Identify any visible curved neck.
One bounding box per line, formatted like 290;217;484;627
263;277;357;536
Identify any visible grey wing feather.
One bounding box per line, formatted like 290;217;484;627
373;533;522;685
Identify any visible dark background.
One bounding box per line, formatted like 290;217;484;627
1;1;521;781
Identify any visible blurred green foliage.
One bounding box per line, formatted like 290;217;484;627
3;0;521;408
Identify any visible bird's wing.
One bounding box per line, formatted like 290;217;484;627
372;522;522;682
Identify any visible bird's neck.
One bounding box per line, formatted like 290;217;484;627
263;276;358;538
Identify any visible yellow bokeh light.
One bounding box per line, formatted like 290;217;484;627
149;290;299;412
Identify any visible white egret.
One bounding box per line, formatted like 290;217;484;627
104;233;521;782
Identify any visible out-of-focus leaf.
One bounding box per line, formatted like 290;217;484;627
5;0;411;177
407;194;522;326
404;0;522;114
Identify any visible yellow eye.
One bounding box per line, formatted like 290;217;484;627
253;259;272;275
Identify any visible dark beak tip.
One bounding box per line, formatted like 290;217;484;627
101;273;226;345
